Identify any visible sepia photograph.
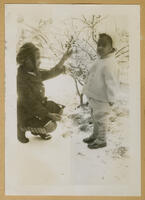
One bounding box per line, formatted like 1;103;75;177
4;4;141;196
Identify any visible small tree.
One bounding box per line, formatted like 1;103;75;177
17;15;129;106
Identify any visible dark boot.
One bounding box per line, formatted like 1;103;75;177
17;128;29;143
39;134;52;140
88;140;107;149
83;135;96;144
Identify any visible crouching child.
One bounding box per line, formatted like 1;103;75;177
17;42;72;143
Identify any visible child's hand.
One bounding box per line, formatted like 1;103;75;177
48;113;61;121
109;102;114;106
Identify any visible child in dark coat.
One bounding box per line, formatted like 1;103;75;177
17;43;72;143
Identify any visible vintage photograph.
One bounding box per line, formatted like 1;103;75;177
5;4;140;196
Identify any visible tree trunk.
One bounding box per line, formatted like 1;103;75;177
72;77;84;106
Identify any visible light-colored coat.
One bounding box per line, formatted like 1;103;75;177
83;53;119;103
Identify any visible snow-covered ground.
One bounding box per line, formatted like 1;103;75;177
5;74;131;194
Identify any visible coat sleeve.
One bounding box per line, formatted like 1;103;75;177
103;62;118;103
39;65;65;81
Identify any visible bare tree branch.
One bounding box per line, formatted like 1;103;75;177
115;50;129;58
115;45;129;55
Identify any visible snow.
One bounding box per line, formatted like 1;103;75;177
69;96;130;185
5;74;131;194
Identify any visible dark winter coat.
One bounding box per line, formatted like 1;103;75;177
17;65;64;128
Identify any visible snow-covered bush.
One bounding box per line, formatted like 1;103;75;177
17;14;129;105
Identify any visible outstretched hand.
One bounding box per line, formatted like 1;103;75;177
63;48;73;60
55;41;73;73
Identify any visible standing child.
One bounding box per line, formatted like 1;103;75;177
17;43;72;143
83;33;119;149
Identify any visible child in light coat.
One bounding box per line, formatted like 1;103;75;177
83;33;119;149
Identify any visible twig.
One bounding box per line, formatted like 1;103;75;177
77;44;94;60
72;76;81;97
115;45;129;55
83;39;97;53
115;50;129;58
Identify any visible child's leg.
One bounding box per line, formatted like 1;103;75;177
88;101;109;149
30;120;57;140
83;108;98;143
88;114;108;149
84;112;106;145
92;120;99;138
93;113;107;143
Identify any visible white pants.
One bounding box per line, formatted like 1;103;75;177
88;98;110;144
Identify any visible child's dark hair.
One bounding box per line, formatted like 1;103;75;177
16;42;39;72
99;33;115;52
